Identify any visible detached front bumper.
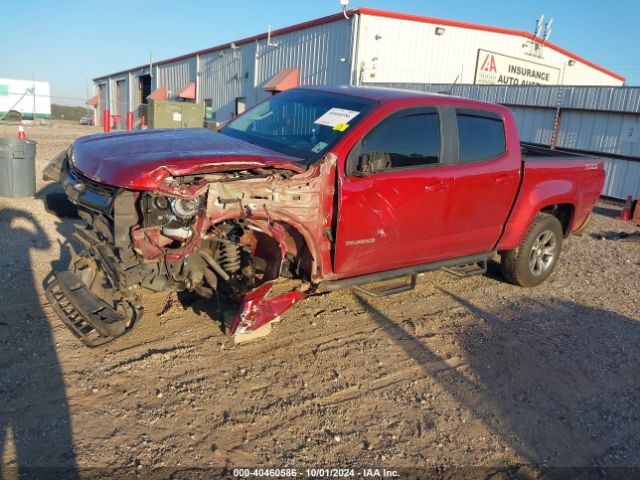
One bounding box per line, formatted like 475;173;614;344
45;270;131;347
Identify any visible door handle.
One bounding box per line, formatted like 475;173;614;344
424;181;449;192
495;175;515;185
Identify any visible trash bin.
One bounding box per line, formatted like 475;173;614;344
0;138;37;198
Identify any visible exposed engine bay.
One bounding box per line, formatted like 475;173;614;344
43;148;337;346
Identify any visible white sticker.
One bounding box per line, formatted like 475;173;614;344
314;108;360;127
172;112;182;122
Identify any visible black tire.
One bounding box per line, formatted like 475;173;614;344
500;213;563;287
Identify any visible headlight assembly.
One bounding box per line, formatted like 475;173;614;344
170;197;200;219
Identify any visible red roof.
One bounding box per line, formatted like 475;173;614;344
177;82;196;100
263;68;300;92
86;94;99;106
94;8;624;83
147;85;167;101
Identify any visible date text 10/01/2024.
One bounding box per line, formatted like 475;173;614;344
232;468;400;478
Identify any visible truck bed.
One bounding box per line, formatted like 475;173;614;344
520;142;596;161
496;142;605;251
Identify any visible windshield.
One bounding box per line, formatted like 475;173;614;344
221;89;376;165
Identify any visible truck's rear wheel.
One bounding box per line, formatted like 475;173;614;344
500;213;563;287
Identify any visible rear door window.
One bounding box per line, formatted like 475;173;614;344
362;109;440;169
456;109;506;162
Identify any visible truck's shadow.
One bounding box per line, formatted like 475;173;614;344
0;208;78;479
354;290;640;471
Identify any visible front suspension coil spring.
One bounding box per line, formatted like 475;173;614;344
219;242;242;275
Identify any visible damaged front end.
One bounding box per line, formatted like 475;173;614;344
43;147;334;346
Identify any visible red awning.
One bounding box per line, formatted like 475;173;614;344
147;85;167;101
86;94;99;106
263;67;300;93
177;82;196;100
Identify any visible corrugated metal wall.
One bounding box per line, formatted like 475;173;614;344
97;83;108;126
370;83;640;199
509;106;556;145
95;17;354;125
199;47;253;121
255;19;352;89
371;83;640;112
114;79;127;117
157;58;197;98
602;158;640;200
197;17;353;121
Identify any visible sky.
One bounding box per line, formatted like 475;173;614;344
2;0;639;105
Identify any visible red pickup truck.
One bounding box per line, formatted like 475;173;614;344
43;86;604;346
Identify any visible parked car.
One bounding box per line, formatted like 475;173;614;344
42;86;604;346
79;114;93;125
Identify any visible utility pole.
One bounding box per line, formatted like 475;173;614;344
32;73;36;125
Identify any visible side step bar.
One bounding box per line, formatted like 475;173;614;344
443;260;488;277
45;270;133;347
353;274;417;298
317;252;493;293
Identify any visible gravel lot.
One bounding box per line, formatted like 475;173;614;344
0;122;639;478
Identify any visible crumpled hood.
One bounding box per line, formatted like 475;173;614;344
71;128;305;189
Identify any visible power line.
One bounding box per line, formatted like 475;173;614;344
3;90;89;101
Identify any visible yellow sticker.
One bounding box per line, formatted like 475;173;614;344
333;123;350;132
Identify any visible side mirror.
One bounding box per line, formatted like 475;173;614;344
354;152;391;176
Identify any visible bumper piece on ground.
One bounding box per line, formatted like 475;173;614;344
229;281;306;341
45;270;131;347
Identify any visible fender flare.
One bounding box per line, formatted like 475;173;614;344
498;185;577;251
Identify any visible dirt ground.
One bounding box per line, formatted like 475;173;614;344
0;121;639;479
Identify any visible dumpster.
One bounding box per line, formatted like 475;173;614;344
0;138;37;197
147;100;205;129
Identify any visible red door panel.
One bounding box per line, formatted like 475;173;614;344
334;166;457;277
443;108;521;256
443;156;520;257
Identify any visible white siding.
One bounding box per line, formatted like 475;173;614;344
0;79;51;118
355;14;622;87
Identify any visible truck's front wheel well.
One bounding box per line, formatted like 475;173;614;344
541;204;574;235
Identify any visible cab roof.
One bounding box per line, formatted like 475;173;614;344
296;85;506;112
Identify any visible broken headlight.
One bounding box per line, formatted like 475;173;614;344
141;194;203;228
170;198;199;219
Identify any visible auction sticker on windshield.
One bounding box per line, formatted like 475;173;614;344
314;108;360;127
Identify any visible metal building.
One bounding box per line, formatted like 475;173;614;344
90;7;625;127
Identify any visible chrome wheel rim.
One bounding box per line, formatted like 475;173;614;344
529;230;557;276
